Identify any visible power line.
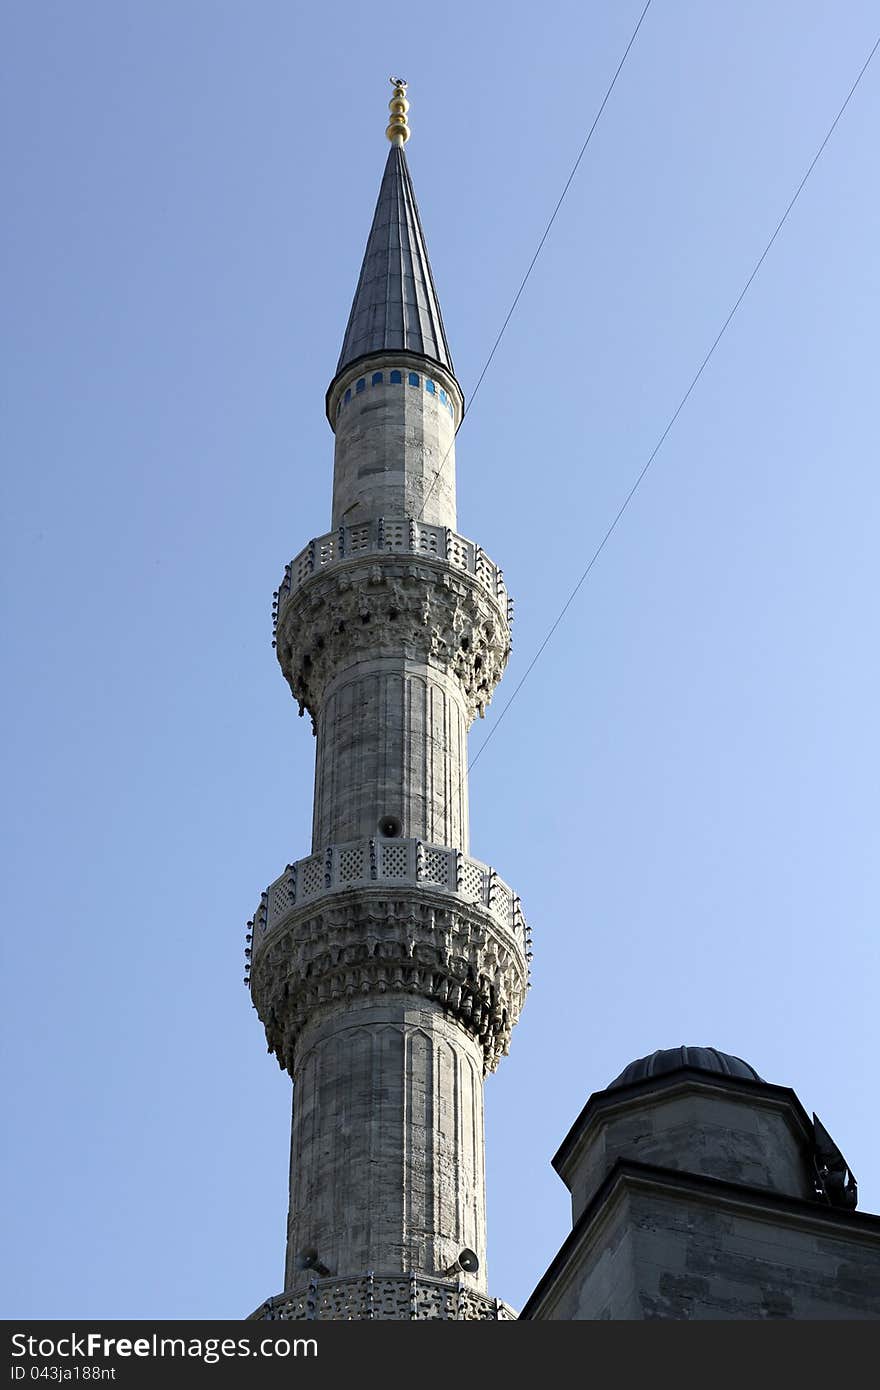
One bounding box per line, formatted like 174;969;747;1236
468;31;880;777
417;0;653;521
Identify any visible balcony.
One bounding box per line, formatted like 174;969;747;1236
272;516;511;639
249;837;527;956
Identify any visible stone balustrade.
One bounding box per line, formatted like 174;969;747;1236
248;837;528;960
272;516;511;638
245;837;532;1074
250;1274;516;1321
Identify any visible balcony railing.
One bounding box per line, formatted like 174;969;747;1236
251;1273;516;1321
249;837;528;956
272;517;511;638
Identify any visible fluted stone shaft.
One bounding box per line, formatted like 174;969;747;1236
328;355;461;530
312;660;470;852
285;1000;487;1290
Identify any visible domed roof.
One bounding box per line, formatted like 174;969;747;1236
607;1046;762;1091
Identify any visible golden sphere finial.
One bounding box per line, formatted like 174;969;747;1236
386;76;410;145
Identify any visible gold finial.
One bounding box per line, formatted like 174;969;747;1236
386;76;410;145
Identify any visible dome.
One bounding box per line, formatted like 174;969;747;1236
607;1046;762;1091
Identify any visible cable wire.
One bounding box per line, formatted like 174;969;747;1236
468;31;880;775
417;0;653;520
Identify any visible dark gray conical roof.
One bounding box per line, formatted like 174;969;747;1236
335;144;453;378
608;1046;762;1091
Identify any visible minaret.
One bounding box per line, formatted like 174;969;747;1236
246;81;530;1322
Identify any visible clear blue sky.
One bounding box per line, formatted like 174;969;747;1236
2;2;878;1319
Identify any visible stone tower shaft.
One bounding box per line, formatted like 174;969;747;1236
247;94;529;1321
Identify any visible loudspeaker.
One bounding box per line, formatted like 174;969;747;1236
295;1247;333;1277
442;1247;480;1277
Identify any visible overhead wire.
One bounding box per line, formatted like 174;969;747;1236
417;0;654;522
467;31;880;777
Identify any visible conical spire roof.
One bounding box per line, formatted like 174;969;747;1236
334;143;454;378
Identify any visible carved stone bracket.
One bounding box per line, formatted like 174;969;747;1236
274;553;510;726
248;888;529;1076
